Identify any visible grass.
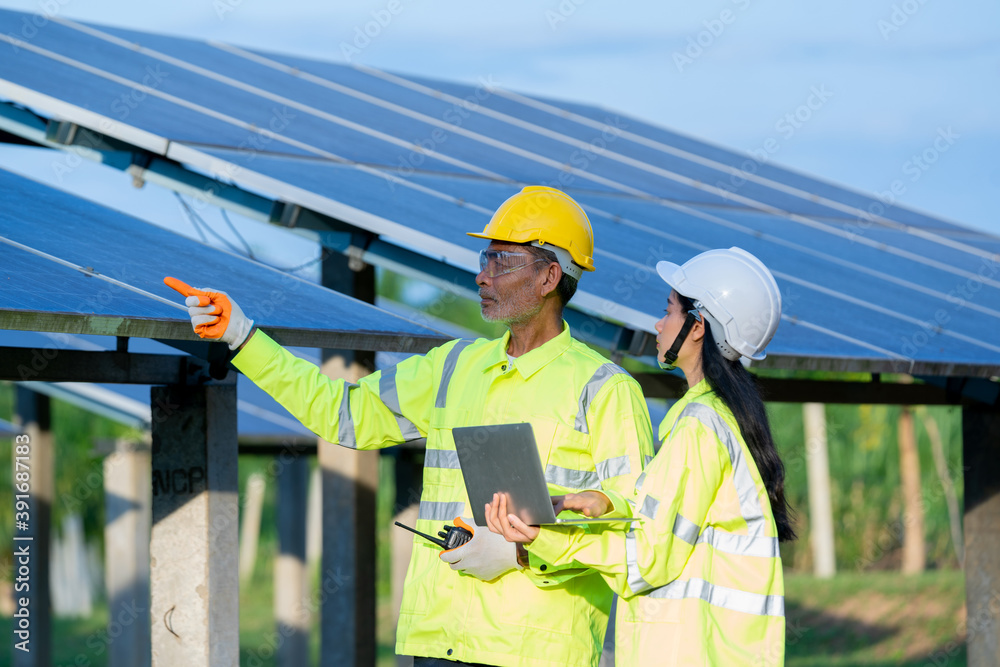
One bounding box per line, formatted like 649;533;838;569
784;570;967;666
0;569;968;666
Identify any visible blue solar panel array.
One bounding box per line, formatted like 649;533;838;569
0;9;997;376
0;167;447;350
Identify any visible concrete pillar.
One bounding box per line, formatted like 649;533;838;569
306;465;322;571
898;407;926;574
276;456;310;667
149;383;239;667
318;379;378;667
238;473;266;583
803;403;836;578
13;387;52;667
103;439;151;667
52;513;93;616
962;403;1000;666
391;448;422;667
319;249;378;667
392;502;418;667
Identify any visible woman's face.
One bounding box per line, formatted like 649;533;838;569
654;290;689;364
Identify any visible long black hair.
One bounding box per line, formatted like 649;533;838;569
678;294;797;542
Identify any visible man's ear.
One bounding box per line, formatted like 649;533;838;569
538;262;562;298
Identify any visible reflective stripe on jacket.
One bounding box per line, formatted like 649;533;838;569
233;324;655;667
527;381;785;666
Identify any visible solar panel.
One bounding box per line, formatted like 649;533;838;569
0;8;997;375
0;12;958;220
0;167;448;351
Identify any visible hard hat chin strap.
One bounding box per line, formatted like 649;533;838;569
658;311;700;371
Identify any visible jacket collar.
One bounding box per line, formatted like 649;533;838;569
684;378;714;400
483;321;573;379
658;378;716;442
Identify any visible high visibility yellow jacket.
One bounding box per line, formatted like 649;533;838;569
527;380;785;666
233;324;655;667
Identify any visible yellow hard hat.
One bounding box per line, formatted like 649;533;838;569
468;186;596;277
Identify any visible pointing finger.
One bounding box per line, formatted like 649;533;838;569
164;276;211;306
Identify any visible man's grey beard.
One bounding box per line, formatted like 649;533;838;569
480;277;543;326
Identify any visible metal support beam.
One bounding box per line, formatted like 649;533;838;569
127;156;274;223
320;252;377;667
0;104;132;169
0;129;40;146
0;347;217;384
149;381;239;667
12;388;52;667
632;373;976;405
0;313;446;354
962;403;1000;666
0;102;51;145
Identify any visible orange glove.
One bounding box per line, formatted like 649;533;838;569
164;277;255;350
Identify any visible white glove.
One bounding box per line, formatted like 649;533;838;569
185;290;254;350
439;517;522;581
165;277;255;350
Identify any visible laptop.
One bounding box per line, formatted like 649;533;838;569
452;423;641;527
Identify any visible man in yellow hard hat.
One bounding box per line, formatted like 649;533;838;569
166;185;654;667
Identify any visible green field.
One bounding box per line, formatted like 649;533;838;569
784;571;967;666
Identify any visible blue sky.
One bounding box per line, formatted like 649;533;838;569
0;0;997;251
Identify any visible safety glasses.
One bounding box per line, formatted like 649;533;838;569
478;250;548;278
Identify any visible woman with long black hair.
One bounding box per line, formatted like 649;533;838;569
485;247;795;666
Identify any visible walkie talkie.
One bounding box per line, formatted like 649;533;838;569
394;521;473;550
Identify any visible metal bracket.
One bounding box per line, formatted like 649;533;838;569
46;120;79;145
127;153;154;189
154;339;234;383
273;201;303;228
346;245;368;272
179;354;233;386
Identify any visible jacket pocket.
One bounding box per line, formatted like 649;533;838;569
498;571;579;635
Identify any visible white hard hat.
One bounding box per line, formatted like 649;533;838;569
656;247;781;361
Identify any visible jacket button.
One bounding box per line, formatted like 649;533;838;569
540;564;547;571
501;365;507;371
447;649;453;656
